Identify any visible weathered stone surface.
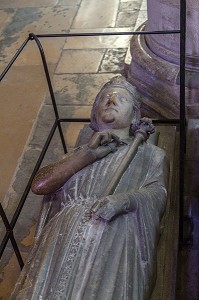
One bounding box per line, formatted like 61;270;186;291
116;11;139;27
64;30;132;49
55;49;105;73
0;6;77;66
0;65;52;200
58;0;81;5
99;48;127;72
119;0;142;11
45;73;116;105
71;0;119;28
0;0;59;8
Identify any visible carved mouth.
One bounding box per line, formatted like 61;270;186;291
104;106;119;112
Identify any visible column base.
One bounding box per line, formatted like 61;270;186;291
127;24;199;119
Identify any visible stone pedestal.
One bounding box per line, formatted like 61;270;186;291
127;0;199;118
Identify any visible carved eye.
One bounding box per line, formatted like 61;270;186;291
120;96;127;102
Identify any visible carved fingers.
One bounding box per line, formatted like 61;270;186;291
90;196;130;222
88;132;121;149
88;132;121;159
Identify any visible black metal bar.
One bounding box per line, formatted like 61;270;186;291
0;37;30;82
59;118;90;123
179;0;186;247
0;203;24;269
152;119;180;125
0;121;58;260
29;33;67;154
36;30;180;38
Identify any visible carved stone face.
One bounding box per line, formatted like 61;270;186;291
96;87;134;130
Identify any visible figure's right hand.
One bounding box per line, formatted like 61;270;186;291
88;132;121;159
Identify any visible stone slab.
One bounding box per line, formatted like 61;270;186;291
119;0;142;11
45;73;117;105
0;0;59;8
0;65;55;201
140;0;147;10
28;104;91;149
64;34;132;50
116;11;139;27
71;0;119;29
99;48;127;72
134;10;147;30
55;49;105;73
58;0;81;5
12;38;66;66
0;251;26;299
0;6;77;66
0;9;15;32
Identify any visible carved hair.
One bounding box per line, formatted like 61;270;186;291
90;76;141;134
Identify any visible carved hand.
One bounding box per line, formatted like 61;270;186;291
90;195;137;221
88;131;121;158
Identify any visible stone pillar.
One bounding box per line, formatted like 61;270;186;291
127;0;199;118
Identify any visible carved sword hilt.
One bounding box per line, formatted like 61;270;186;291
134;117;155;142
105;118;155;196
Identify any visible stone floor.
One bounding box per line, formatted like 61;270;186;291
0;0;198;299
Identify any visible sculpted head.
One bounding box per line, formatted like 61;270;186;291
90;76;141;135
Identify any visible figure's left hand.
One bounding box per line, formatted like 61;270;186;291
90;196;130;221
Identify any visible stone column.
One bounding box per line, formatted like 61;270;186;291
127;0;199;118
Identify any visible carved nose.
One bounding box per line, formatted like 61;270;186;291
107;97;116;105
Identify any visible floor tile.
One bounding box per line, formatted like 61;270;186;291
116;11;139;27
64;34;131;49
0;0;59;9
0;253;25;299
63;106;93;148
0;6;77;66
45;73;117;106
0;9;15;32
0;65;54;200
58;0;81;5
55;49;104;73
134;10;147;30
72;0;119;29
124;46;132;64
119;0;142;11
66;27;136;50
12;38;66;66
99;48;127;72
140;0;147;11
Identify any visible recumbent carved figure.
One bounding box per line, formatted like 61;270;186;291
11;76;169;300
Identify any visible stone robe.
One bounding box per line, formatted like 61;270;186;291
11;140;168;300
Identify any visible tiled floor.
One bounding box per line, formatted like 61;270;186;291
0;0;147;298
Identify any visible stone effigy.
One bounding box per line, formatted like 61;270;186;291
11;76;169;300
